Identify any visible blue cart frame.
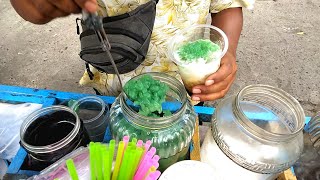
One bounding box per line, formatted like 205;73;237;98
0;84;312;177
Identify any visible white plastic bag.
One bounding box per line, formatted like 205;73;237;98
0;103;42;160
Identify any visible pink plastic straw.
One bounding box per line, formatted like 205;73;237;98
146;171;161;180
135;150;153;176
134;147;156;180
152;155;160;162
144;140;152;153
152;162;159;169
148;147;156;157
138;145;155;168
123;136;130;148
136;140;143;147
133;159;154;180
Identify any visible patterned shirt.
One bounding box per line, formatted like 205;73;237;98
79;0;254;96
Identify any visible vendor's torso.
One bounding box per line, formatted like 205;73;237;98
80;0;213;95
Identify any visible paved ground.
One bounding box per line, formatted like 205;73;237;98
0;0;319;116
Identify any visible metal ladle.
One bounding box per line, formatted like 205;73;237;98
82;11;123;91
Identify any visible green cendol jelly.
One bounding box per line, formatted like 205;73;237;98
178;39;220;62
124;74;171;117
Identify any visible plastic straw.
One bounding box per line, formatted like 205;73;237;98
136;140;143;147
123;136;130;148
95;143;103;180
66;159;79;180
102;145;110;180
146;171;161;180
111;141;125;180
89;142;96;180
152;155;160;162
118;147;131;180
109;139;115;175
143;166;156;180
124;148;135;180
132;138;137;144
134;158;154;180
138;141;153;168
128;141;135;149
152;162;159;169
136;148;155;174
144;140;152;153
130;147;144;179
134;148;156;180
126;146;136;175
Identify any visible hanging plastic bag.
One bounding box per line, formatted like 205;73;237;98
0;103;42;160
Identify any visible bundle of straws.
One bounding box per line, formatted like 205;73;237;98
65;136;161;180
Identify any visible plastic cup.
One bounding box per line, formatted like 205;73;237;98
168;24;228;92
71;96;109;142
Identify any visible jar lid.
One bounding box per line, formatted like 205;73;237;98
159;160;223;180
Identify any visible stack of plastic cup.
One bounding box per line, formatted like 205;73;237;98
72;96;109;142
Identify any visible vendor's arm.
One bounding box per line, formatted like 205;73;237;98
10;0;97;24
191;7;243;101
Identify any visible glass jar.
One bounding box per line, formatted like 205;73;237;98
20;106;90;170
71;96;109;142
201;85;305;180
109;72;197;171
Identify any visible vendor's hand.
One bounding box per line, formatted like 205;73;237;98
10;0;97;24
191;52;237;102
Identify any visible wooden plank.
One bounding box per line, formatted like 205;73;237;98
277;169;297;180
0;85;116;105
190;117;201;161
7;148;27;174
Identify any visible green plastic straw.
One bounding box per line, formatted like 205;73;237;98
109;140;115;175
124;147;136;180
96;143;103;180
131;138;137;145
66;159;79;180
102;145;110;180
89;142;96;180
127;142;136;148
118;147;132;180
130;147;144;179
111;141;125;180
